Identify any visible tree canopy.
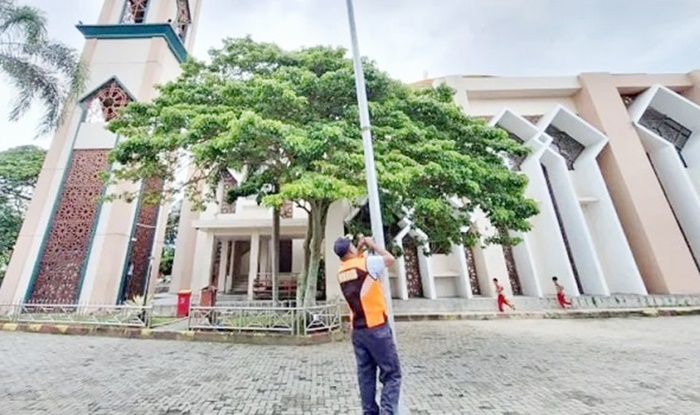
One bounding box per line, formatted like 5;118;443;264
106;37;538;305
0;144;45;284
0;0;87;135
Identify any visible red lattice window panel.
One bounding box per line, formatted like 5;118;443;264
176;0;191;42
122;177;164;301
219;170;237;214
30;149;109;303
85;81;131;123
122;0;149;24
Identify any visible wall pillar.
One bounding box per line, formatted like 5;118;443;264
575;73;700;293
225;241;235;293
217;240;230;292
247;233;260;300
452;243;473;298
416;243;437;299
392;232;410;300
324;200;348;300
191;231;214;295
170;198;200;293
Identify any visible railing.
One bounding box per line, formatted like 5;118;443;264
0;299;345;337
188;300;343;336
0;303;151;328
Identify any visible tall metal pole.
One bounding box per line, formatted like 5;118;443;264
345;1;408;413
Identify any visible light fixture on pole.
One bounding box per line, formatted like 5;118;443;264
345;0;408;413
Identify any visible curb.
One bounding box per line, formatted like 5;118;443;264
0;322;347;345
2;308;698;344
393;307;700;321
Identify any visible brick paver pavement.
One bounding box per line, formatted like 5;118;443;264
2;317;700;414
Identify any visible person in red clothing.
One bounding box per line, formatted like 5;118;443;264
493;278;515;312
553;276;573;308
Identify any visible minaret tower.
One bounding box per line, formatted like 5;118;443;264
0;0;202;305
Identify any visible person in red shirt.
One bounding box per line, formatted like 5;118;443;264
493;278;515;312
553;276;573;308
335;235;401;415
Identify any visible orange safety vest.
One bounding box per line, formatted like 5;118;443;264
337;256;387;329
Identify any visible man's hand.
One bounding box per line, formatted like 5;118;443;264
358;235;394;267
362;236;376;250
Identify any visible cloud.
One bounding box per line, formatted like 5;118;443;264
1;0;699;148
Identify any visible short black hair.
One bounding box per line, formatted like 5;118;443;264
552;276;558;281
492;278;498;282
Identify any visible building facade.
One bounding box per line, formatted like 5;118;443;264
172;72;700;302
2;1;700;305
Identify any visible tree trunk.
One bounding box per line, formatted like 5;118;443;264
271;205;280;304
302;202;329;307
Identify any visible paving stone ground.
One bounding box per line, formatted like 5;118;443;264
2;316;700;415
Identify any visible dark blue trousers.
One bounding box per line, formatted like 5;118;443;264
351;323;402;415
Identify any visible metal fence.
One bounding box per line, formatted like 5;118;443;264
188;300;343;335
0;303;151;328
0;300;343;336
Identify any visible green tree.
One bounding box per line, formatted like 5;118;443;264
0;0;87;135
0;144;46;284
106;37;538;306
158;200;181;278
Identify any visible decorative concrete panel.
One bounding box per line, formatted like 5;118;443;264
465;246;481;295
123;177;163;301
219;170;237;214
30;149;109;303
403;237;424;298
501;243;523;295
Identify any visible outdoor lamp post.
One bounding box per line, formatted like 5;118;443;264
345;0;409;413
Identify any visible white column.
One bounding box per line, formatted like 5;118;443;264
393;242;409;300
217;239;230;292
452;243;472;298
259;236;270;274
191;230;214;294
324;200;348;300
416;242;437;299
472;243;511;298
247;233;260;300
225;241;235;293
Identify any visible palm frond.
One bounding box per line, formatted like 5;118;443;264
0;0;87;136
0;1;47;44
25;40;89;130
0;53;62;133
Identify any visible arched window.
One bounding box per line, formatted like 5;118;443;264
121;0;149;24
85;81;131;123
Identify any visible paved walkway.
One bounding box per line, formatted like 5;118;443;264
2;317;700;414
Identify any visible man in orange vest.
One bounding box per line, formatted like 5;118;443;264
334;235;401;415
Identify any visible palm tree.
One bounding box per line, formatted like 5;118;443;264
0;0;87;136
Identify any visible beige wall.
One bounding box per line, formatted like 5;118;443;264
575;73;700;294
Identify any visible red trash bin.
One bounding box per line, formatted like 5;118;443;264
176;290;192;317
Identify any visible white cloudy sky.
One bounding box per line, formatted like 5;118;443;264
1;0;700;152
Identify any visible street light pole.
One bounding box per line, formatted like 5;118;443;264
345;1;408;413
